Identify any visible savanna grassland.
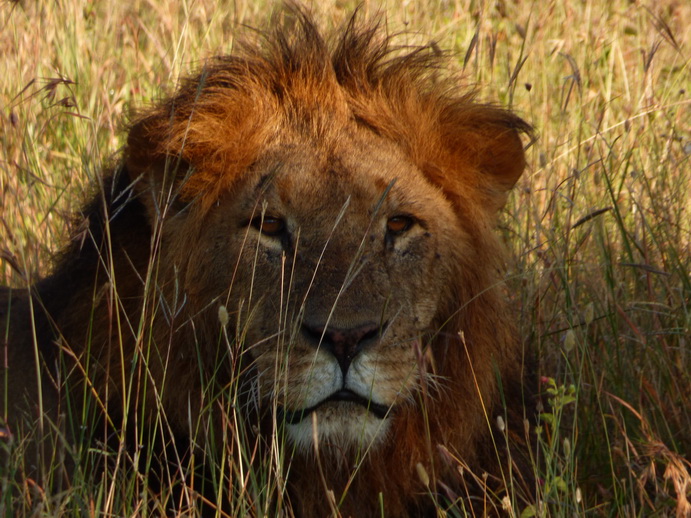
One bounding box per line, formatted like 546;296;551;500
1;0;689;516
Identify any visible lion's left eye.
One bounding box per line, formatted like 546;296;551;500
251;216;286;237
386;215;414;234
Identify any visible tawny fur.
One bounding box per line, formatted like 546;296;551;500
1;7;534;517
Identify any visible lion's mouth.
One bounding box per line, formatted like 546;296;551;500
279;389;391;425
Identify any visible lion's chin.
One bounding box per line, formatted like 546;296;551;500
284;402;392;454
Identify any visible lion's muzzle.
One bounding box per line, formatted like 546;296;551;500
276;321;393;427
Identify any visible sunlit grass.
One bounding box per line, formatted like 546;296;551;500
1;0;689;516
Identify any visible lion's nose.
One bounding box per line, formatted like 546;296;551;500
302;322;382;375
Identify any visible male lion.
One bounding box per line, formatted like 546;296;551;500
1;8;533;517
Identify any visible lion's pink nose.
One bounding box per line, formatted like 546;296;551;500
302;322;382;375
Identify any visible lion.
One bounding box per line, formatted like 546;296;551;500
1;8;534;517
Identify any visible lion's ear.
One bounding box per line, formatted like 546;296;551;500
440;107;532;212
474;116;531;193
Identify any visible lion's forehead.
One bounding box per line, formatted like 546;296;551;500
248;130;441;223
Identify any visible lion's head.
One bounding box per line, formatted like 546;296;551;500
124;10;533;512
2;8;533;517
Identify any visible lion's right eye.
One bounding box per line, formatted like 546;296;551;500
386;215;414;235
251;216;286;237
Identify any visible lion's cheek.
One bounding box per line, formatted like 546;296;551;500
387;238;449;326
166;230;243;303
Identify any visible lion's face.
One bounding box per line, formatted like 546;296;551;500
181;125;463;451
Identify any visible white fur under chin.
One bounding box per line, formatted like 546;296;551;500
286;403;391;455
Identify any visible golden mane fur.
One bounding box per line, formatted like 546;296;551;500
1;7;534;516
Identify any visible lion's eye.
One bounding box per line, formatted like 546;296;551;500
386;215;414;234
251;216;286;237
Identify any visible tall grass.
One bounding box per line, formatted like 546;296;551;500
1;0;689;516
